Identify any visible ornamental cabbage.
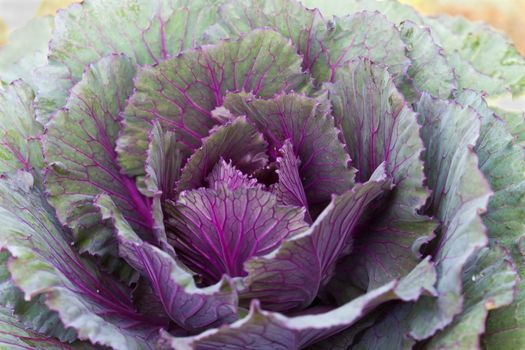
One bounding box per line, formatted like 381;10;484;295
0;0;524;349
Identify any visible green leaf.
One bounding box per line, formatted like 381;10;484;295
300;0;423;24
303;0;525;96
207;0;326;74
36;0;222;121
453;90;525;349
0;306;96;350
303;1;456;100
0;251;77;343
491;106;525;147
137;121;181;254
0;172;162;350
43;54;155;258
398;21;456;100
351;88;524;350
428;16;525;96
306;314;377;350
117;29;309;176
140;121;181;203
408;94;492;340
325;58;434;291
483;268;525;350
447;52;507;96
426;246;517;349
455;90;525;257
211;2;410;86
310;11;409;84
0;80;43;174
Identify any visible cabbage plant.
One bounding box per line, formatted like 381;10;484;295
0;0;524;349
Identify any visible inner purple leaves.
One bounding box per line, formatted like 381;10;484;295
274;140;312;223
223;92;355;208
176;116;268;193
208;159;260;191
165;162;308;285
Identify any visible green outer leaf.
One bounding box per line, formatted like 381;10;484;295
326;58;434;291
36;0;222;122
43;54;155;258
50;0;220;76
484;269;525;350
447;52;507;97
303;0;525;96
117;29;309;177
176;116;268;193
0;252;76;343
344;0;501;96
0;172;161;350
453;90;525;349
311;11;409;84
335;259;437;350
160;257;436;350
213;2;410;85
207;0;325;73
456;90;525;259
305;1;457;100
425;246;517;349
305;314;377;350
407;94;492;340
33;63;75;125
0;306;97;350
0;16;54;88
428;16;525;96
398;21;456;100
350;89;525;350
94;194;239;333
0;80;43;174
300;0;423;24
491;106;525;147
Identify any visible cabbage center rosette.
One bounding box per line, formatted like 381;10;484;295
0;0;524;349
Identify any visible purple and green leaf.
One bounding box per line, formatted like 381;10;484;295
117;29;309;176
237;165;391;311
325;58;435;292
44;54;155;258
0;172;162;350
95;194;239;332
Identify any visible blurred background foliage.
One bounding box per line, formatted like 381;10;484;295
400;0;525;54
0;0;80;45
